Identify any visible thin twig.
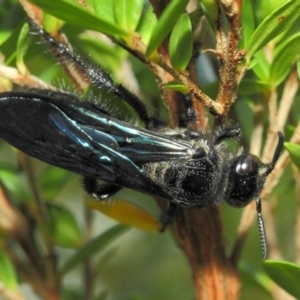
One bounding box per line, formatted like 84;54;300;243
263;121;300;197
261;89;278;160
0;283;25;300
214;0;244;120
294;168;300;265
277;71;299;130
250;101;265;156
0;65;54;90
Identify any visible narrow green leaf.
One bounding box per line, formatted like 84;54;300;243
246;0;300;62
238;79;271;95
28;0;128;36
239;261;272;292
164;81;189;93
60;224;128;275
113;0;144;31
146;0;189;57
241;0;255;48
92;0;115;23
263;260;300;299
16;23;30;75
42;13;65;33
199;0;218;30
285;142;300;170
0;250;18;290
250;50;270;82
0;29;13;45
135;1;157;44
297;58;300;79
46;203;82;248
169;13;192;72
270;33;300;86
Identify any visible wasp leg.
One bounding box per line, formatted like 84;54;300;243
183;93;196;123
28;19;156;128
178;93;197;128
83;176;122;200
212;127;241;144
159;202;179;232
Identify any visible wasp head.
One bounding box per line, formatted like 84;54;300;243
224;132;284;259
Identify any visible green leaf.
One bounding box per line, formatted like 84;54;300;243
297;58;300;79
198;0;218;31
239;261;272;292
246;0;300;62
164;81;189;93
263;260;300;299
169;13;192;72
28;0;128;36
46;203;82;248
16;23;30;75
0;250;18;290
238;79;271;95
135;2;157;44
42;13;65;33
92;0;115;23
0;28;13;45
60;224;128;275
270;33;300;86
250;50;270;82
136;1;157;44
241;0;255;48
146;0;189;57
285;142;300;170
113;0;144;31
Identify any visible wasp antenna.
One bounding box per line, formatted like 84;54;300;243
255;197;267;259
264;132;284;176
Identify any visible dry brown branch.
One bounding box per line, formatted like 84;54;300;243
172;206;240;299
214;0;244;120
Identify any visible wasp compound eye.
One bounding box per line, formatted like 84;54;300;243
236;154;257;174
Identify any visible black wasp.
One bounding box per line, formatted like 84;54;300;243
0;20;283;259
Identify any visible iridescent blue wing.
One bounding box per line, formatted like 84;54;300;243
0;91;189;196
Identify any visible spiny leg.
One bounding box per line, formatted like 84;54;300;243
178;93;197;127
182;93;196;123
28;19;155;128
212;127;241;144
